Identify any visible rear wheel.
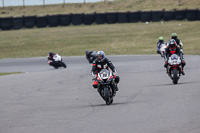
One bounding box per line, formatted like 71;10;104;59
62;62;67;68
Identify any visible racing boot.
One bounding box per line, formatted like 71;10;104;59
182;70;185;76
166;68;169;74
93;81;98;89
115;84;119;91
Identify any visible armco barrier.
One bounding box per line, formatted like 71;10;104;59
71;14;83;25
1;9;200;31
152;11;163;22
36;16;48;28
163;11;175;21
128;11;141;22
0;17;12;30
117;12;129;23
48;15;60;27
95;13;106;24
198;10;200;20
83;14;94;25
186;9;198;21
175;9;186;20
59;14;71;26
12;17;23;30
24;16;36;28
141;11;152;22
106;12;118;24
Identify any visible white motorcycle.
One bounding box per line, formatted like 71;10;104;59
159;43;167;57
48;54;67;69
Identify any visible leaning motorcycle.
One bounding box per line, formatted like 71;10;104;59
86;51;97;64
48;54;67;69
95;69;116;105
167;54;182;84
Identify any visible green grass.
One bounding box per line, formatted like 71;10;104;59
0;72;22;76
0;0;199;17
0;21;199;59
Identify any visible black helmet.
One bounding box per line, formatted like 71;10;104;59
171;33;177;40
85;50;90;55
168;39;176;50
49;52;54;57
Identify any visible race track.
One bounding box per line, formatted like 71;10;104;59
0;55;200;133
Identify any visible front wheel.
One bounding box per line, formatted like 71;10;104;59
60;62;67;68
172;69;179;84
104;87;110;105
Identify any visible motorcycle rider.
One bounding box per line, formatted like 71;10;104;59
47;52;57;67
171;33;183;51
92;51;120;91
164;39;186;75
157;36;167;54
85;50;97;63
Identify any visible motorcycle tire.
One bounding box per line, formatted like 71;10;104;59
104;87;110;105
172;69;179;84
61;62;67;68
53;64;58;69
110;99;113;104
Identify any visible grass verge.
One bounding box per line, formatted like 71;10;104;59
0;0;199;17
0;72;23;76
0;21;200;59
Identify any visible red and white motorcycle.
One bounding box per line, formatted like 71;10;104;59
94;69;116;105
167;54;182;84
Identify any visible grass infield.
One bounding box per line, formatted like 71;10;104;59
0;0;199;17
0;72;22;76
0;21;199;59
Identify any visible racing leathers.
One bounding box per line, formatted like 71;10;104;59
47;52;56;66
92;58;120;91
172;38;184;52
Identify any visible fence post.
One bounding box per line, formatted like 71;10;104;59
43;0;45;7
2;0;4;8
23;0;25;8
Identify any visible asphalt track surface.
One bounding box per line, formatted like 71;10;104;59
0;55;200;133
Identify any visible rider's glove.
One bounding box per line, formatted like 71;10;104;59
113;72;117;77
113;69;117;76
91;72;97;78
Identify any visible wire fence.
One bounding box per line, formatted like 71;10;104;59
1;0;108;8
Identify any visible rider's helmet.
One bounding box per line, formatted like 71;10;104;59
96;51;105;62
168;39;177;50
159;36;164;43
171;33;178;40
85;50;89;55
49;52;55;57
